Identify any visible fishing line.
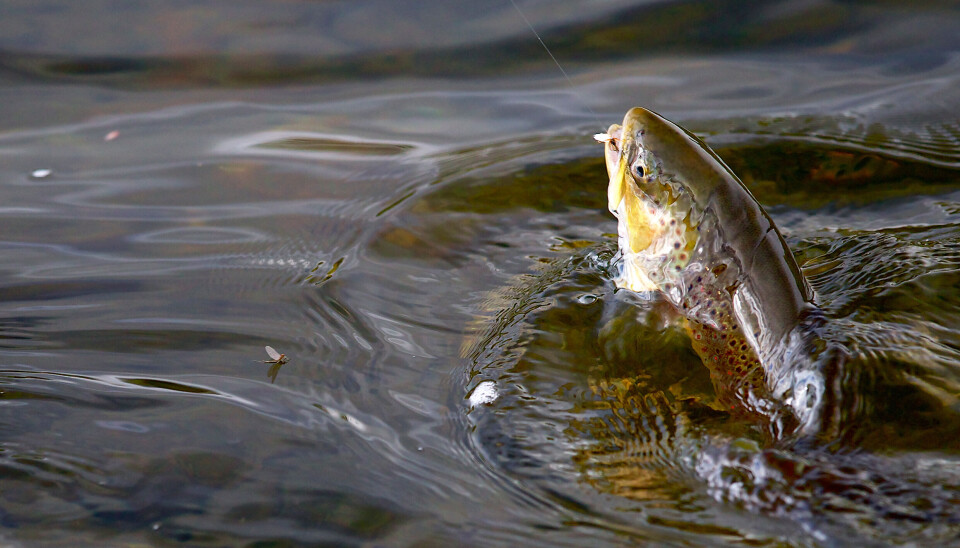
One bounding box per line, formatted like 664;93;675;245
508;0;598;118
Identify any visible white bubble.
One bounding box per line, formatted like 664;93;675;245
468;381;498;408
576;294;598;305
30;168;52;179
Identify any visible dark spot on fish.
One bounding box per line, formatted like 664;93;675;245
670;219;676;226
679;253;687;261
674;242;681;249
675;265;682;271
713;264;727;276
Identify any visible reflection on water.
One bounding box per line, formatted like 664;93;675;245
1;0;960;545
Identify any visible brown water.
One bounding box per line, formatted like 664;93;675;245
1;1;960;546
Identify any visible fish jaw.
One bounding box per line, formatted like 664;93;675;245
598;113;669;293
598;120;661;257
598;123;625;213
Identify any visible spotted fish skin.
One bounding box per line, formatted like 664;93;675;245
600;108;818;434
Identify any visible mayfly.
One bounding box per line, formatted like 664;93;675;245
262;345;289;383
263;345;288;364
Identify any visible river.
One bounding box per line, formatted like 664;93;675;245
1;1;959;545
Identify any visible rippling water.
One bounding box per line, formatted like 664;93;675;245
2;1;960;545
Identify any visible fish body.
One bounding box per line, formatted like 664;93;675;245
599;108;819;430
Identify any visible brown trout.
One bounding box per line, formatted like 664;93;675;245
466;108;960;534
596;107;822;434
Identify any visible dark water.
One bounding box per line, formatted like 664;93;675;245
1;1;960;545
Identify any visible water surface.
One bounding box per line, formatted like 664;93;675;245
1;1;960;545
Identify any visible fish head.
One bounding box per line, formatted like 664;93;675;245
597;108;702;293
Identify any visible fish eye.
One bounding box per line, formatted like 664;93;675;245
634;164;645;178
